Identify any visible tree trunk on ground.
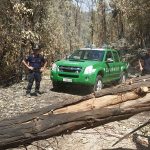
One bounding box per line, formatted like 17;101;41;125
0;75;150;149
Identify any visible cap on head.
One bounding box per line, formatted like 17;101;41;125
32;44;41;51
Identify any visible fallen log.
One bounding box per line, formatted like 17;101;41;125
0;76;150;149
95;78;150;97
129;74;150;83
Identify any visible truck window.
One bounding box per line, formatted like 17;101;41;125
69;50;83;60
112;51;120;62
105;51;113;61
84;50;104;61
69;50;104;61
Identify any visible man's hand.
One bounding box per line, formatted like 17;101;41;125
28;66;34;70
40;67;45;72
138;60;143;71
140;66;143;71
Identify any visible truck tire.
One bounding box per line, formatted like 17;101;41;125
93;75;103;92
119;72;127;84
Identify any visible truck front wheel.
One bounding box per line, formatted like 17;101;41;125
93;75;103;92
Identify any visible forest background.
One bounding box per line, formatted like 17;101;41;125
0;0;150;85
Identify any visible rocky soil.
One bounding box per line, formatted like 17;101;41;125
0;72;150;150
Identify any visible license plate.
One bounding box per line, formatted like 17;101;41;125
63;78;72;82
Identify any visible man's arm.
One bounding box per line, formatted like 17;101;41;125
40;57;48;72
138;59;143;71
22;60;34;70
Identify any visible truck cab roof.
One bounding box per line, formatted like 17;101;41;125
79;48;104;51
79;48;115;51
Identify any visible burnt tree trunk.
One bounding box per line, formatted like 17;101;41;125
0;75;150;149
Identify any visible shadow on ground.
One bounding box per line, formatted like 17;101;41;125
50;82;115;96
50;84;92;96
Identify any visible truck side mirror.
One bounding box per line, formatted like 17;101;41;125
106;58;114;63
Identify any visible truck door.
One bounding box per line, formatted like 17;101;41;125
112;51;121;79
104;51;115;82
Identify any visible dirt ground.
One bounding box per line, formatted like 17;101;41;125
0;71;150;150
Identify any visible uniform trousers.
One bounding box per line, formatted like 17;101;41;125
26;71;41;93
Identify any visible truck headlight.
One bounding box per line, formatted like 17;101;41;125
84;66;96;74
51;63;57;71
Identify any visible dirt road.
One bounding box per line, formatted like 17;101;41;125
0;74;149;150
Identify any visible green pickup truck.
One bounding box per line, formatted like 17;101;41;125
51;48;128;92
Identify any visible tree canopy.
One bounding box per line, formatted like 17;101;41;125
0;0;150;84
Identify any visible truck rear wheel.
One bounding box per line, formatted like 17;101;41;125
119;72;127;84
93;75;103;92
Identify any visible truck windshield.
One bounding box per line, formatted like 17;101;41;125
69;50;104;61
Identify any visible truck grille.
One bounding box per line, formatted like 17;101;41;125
59;74;79;78
58;66;82;73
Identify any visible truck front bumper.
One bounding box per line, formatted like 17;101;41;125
51;71;96;86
